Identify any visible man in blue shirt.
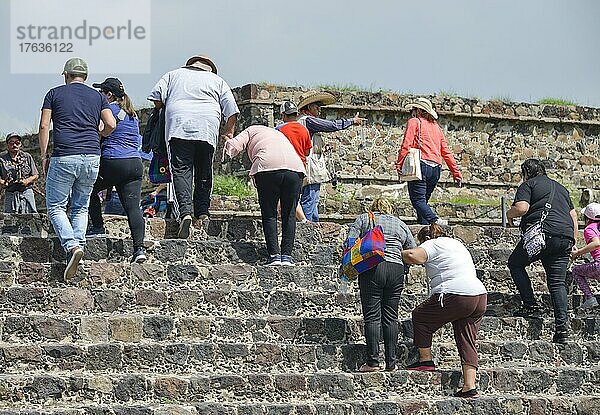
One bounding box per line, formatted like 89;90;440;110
38;57;116;280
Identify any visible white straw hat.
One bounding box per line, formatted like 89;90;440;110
405;97;438;119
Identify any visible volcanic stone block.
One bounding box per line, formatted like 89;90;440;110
177;317;210;339
80;317;109;342
154;377;188;399
155;240;188;262
56;288;94;313
556;369;585;392
32;316;72;340
123;344;162;368
168;290;202;311
86;344;122;370
8;287;44;305
529;341;554;362
254;344;282;365
501;341;528;359
274;374;307;392
20;238;51;262
31;376;66;399
238;291;266;313
3;345;43;364
112;406;153;415
109;316;143;342
95;290;125;312
84;238;109;261
164;344;190;366
191;344;215;362
17;262;45;284
131;263;165;281
521;369;552;393
168;264;200;283
88;263;123;285
195;403;236;415
135;289;167;307
309;374;354;399
219;343;250;359
143;315;174;340
558;344;584;365
114;375;148;402
268;291;302;316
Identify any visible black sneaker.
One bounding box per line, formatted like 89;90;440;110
406;360;436;371
131;247;146;264
178;215;192;239
280;255;295;266
264;255;281;266
86;227;107;238
453;388;479;399
514;304;543;318
64;246;84;280
552;330;570;344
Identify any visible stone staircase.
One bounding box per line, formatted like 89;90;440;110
0;214;598;414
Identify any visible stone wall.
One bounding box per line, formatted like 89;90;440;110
5;84;600;212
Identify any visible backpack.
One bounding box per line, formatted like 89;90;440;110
142;107;167;156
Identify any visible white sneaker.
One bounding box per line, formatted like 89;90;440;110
64;246;84;280
581;296;599;310
435;218;448;226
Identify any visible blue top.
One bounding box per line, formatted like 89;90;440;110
303;115;353;137
42;83;110;157
101;102;142;159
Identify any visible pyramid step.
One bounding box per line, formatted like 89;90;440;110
1;395;598;415
1;340;598;375
0;368;598;404
2;314;599;345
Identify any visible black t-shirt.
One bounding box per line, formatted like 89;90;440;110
42;83;110;157
514;175;575;239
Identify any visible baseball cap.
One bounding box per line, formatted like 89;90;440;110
5;132;21;143
93;78;125;98
581;203;600;220
280;101;298;115
63;57;88;75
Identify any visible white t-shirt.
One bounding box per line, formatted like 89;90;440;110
148;68;240;148
420;237;487;296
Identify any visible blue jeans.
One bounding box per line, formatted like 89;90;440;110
300;183;321;222
407;162;441;225
46;155;100;252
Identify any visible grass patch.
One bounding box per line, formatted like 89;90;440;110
212;175;254;197
438;89;458;97
537;97;578;106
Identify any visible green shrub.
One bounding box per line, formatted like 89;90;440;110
212;175;254;197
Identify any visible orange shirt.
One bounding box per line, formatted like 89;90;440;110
276;121;312;165
396;117;462;180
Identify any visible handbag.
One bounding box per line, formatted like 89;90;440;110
522;181;555;258
148;153;172;184
398;119;422;181
341;211;386;280
305;133;332;184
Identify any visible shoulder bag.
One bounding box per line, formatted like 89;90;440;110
522;181;555;258
398;118;422;182
341;211;386;280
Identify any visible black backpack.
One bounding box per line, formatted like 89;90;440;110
141;107;167;156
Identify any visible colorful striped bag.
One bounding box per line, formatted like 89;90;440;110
341;211;386;280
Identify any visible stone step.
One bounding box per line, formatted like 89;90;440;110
1;339;598;375
0;234;555;273
1;395;599;415
0;367;599;404
2;314;599;345
0;285;594;320
8;260;556;297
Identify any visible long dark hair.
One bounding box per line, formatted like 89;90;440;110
116;93;137;118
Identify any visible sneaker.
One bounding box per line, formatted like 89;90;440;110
64;246;84;280
196;213;210;221
453;388;479;399
178;214;192;239
406;360;436;371
264;255;281;266
131;247;146;264
552;330;570;344
581;296;599;310
280;255;295;266
358;363;380;373
514;304;543;318
86;227;107;238
435;218;448;226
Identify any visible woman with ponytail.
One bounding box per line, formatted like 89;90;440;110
401;223;487;398
88;77;146;263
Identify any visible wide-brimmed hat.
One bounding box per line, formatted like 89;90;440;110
581;203;600;220
405;97;438;119
184;55;217;74
63;57;88;75
92;77;125;98
297;91;336;110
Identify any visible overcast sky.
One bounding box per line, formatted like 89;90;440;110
1;0;599;135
